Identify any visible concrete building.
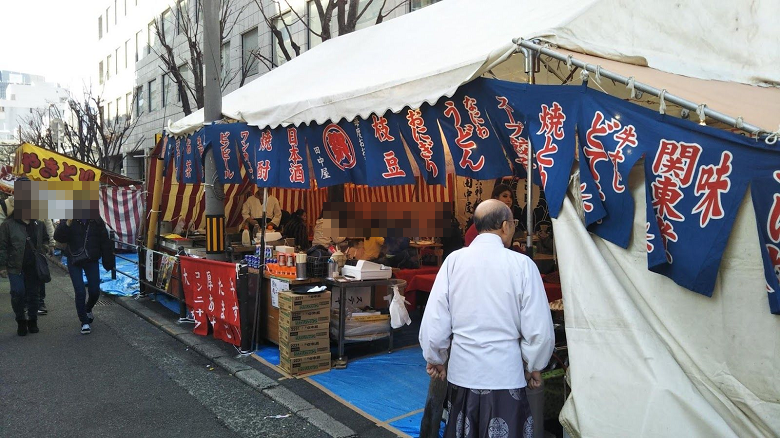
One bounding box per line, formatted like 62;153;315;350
0;70;69;146
94;0;440;181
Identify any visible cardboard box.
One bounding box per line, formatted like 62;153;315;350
331;309;390;322
278;291;332;312
278;327;330;345
279;308;330;328
279;337;330;358
279;352;331;376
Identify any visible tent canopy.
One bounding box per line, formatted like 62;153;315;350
168;0;779;135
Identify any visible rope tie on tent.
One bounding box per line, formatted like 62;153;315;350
579;70;590;84
766;125;780;145
566;55;574;71
658;89;668;115
696;104;707;125
735;117;744;130
626;77;637;99
593;65;603;84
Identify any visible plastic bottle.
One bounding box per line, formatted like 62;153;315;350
241;228;251;246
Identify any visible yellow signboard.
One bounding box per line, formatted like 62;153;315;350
13;143;102;182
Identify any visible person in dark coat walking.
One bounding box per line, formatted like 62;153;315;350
0;211;50;336
54;218;115;335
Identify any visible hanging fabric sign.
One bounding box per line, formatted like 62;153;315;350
274;125;310;189
179;257;241;346
578;91;652;246
235;125;260;184
357;114;416;186
391;105;448;186
521;85;581;219
478;79;540;182
431;79;513;180
205;123;246;184
751;172;780;314
642;117;754;298
303;121;367;188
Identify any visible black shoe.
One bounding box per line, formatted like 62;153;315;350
38;303;48;315
17;319;28;336
27;319;39;334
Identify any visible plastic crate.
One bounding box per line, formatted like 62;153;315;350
307;256;329;278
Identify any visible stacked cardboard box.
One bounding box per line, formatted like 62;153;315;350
278;290;332;375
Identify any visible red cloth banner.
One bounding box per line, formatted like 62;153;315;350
179;257;241;346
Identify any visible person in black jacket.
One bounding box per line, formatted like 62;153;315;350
283;209;310;251
54;218;115;335
0;211;50;336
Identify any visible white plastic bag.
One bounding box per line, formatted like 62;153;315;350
388;285;411;329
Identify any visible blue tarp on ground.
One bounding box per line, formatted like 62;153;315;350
60;252;140;297
255;344;430;437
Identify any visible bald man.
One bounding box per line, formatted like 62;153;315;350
419;199;554;438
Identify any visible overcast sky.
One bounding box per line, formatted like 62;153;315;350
0;0;93;90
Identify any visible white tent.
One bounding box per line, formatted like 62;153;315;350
168;0;780;135
168;0;780;436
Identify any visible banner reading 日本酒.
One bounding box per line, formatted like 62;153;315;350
14;143;102;182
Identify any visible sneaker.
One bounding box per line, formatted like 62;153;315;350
38;303;48;315
86;312;94;323
80;324;91;335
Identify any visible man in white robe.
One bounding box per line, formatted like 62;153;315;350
419;199;555;438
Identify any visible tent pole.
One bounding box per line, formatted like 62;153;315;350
514;39;768;137
523;47;536;260
251;187;269;351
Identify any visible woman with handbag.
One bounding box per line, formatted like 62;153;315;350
0;211;50;336
54;218;115;335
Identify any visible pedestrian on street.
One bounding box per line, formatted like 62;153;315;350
419;199;555;438
0;204;50;336
54;218;115;335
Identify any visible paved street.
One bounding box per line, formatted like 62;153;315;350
0;267;329;438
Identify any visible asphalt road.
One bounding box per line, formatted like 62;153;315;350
0;267;329;438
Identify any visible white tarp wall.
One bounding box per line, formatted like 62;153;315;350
553;167;780;437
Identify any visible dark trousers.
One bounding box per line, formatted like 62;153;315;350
67;258;101;324
9;266;40;321
40;282;46;304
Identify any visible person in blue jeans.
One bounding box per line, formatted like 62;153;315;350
54;218;115;334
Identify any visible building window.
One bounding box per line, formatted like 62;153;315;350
125;40;130;69
241;27;259;76
410;0;441;12
355;0;383;32
115;48;120;74
98;16;103;39
135;85;144;115
148;79;158;112
161;75;167;107
307;1;322;49
161;8;173;45
107;102;113;123
126;92;132;116
106;55;112;79
271;13;299;67
123;0;127;16
99;61;104;85
135;30;143;61
177;64;189;103
106;7;110;33
116;97;121;118
176;0;187;35
114;0;118;24
147;21;155;55
221;42;231;79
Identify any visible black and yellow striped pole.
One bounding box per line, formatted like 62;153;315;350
205;214;225;254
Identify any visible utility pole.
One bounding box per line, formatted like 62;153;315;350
203;0;226;261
